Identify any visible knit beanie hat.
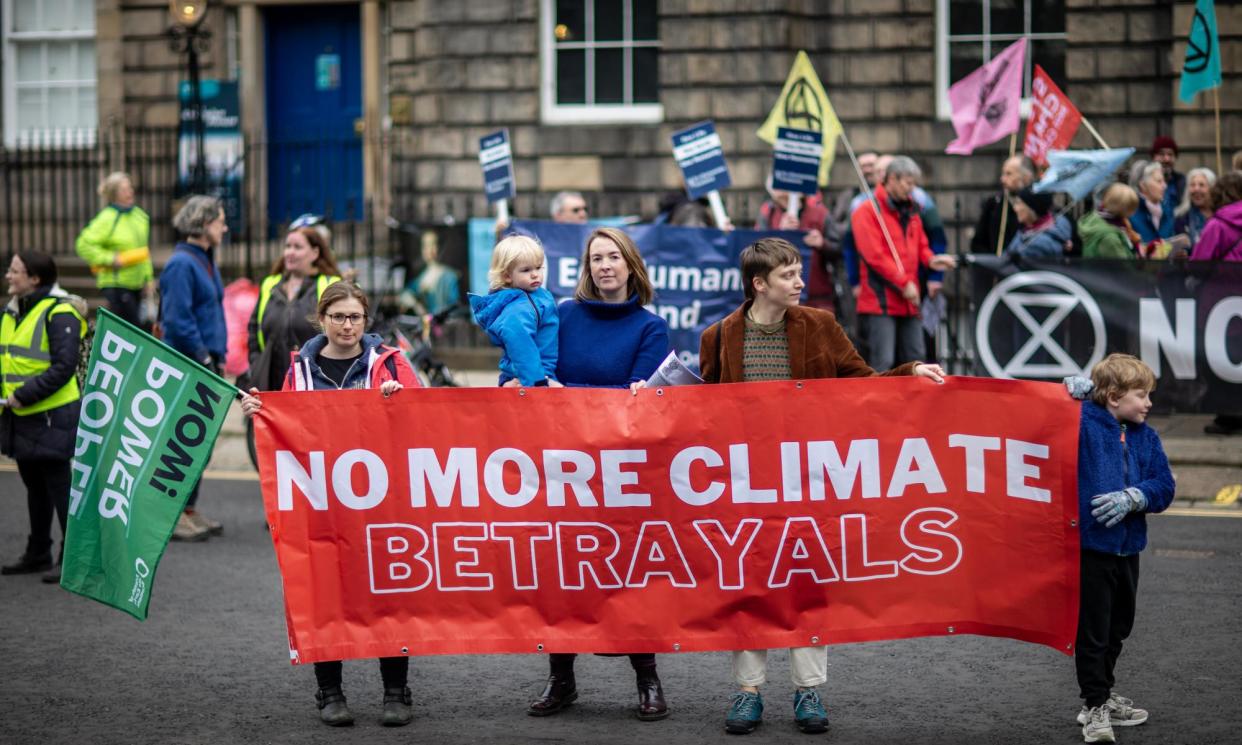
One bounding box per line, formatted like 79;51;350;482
1150;135;1179;156
1015;186;1054;217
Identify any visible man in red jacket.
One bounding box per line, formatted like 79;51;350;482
850;156;956;371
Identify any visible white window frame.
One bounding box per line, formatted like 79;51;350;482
539;0;662;125
2;0;98;147
935;0;1067;121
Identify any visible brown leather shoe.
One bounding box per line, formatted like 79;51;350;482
636;670;669;721
527;674;578;716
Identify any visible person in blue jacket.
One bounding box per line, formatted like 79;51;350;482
1129;161;1176;246
469;235;560;387
527;226;671;722
1005;187;1073;262
160;195;229;542
1064;354;1175;744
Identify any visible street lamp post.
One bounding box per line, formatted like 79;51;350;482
168;1;211;195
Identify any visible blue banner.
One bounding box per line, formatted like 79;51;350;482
1179;0;1221;103
478;129;516;203
499;221;811;371
671;120;731;200
1033;148;1135;202
772;127;822;195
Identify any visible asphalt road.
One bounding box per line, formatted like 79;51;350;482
1;470;1238;745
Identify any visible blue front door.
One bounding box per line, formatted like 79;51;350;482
264;3;362;225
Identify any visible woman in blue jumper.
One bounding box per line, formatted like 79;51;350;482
526;226;671;722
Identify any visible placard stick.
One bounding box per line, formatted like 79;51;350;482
787;192;801;222
1215;88;1223;176
840;130;904;275
496;198;510;227
995;130;1018;256
706;190;731;230
1080;117;1110;149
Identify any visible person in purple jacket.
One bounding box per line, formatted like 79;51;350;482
1064;354;1175;744
1190;172;1242;262
526;226;671;722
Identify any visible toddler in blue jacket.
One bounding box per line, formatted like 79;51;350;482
1066;354;1174;744
468;235;561;387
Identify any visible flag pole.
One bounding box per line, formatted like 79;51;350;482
1214;87;1223;175
995;130;1018;256
839;130;905;274
1079;117;1110;149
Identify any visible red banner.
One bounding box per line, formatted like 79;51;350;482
1023;65;1083;166
254;377;1080;664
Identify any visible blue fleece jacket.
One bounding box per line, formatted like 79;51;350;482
1130;192;1176;243
159;241;226;363
1077;400;1175;555
469;286;559;386
556;295;669;388
1005;214;1072;261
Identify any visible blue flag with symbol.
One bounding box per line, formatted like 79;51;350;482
1180;0;1221;103
1033;148;1135;202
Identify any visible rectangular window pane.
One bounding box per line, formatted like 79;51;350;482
16;44;44;83
594;0;623;42
632;47;658;103
75;0;97;31
555;0;585;43
78;41;96;79
948;0;982;36
1031;38;1066;91
989;0;1023;36
1030;0;1066;34
49;88;77;125
949;42;984;86
632;0;658;41
13;0;42;32
595;48;624;104
41;0;73;32
48;43;74;82
17;88;45;130
556;48;586;104
79;87;98;128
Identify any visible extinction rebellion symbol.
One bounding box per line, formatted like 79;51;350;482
783;78;824;133
1185;9;1213;74
976;271;1107;379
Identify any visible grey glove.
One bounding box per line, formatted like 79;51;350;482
1063;375;1094;400
1090;487;1147;528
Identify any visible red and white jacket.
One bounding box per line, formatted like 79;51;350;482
850;185;934;317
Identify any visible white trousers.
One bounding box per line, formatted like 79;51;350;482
732;646;828;688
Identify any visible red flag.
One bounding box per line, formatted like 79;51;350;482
1023;66;1083;166
254;377;1081;664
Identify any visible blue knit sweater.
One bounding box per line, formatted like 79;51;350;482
556;296;670;388
1077;400;1175;555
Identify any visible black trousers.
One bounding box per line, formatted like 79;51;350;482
314;657;409;690
17;459;70;559
102;287;143;328
549;652;656;675
1075;550;1140;708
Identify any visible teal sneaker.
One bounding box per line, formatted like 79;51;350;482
793;688;829;734
725;691;764;734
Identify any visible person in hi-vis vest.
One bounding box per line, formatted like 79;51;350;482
75;172;154;328
0;251;86;585
246;226;341;392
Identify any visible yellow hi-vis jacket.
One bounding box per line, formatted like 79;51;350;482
0;296;86;415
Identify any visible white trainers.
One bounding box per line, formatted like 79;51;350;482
1081;704;1115;743
1077;693;1149;727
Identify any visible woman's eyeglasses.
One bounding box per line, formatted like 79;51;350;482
325;313;366;327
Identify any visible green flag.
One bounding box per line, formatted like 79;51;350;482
61;309;237;619
1179;0;1221;103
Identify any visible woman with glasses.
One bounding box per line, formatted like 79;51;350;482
239;280;418;726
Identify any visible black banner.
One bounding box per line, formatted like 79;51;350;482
969;256;1242;414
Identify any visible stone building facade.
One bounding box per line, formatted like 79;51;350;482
2;0;1239;254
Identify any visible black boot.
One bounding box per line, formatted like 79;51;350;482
2;552;52;576
381;686;413;727
527;673;578;716
315;685;354;726
635;668;669;721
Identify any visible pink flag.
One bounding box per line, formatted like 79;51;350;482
945;38;1027;156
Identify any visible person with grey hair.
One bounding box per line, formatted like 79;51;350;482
1174;167;1216;248
550;191;589;223
970;155;1035;254
1129;160;1175;245
74;172;153;327
850;155;957;372
161;195;229;542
